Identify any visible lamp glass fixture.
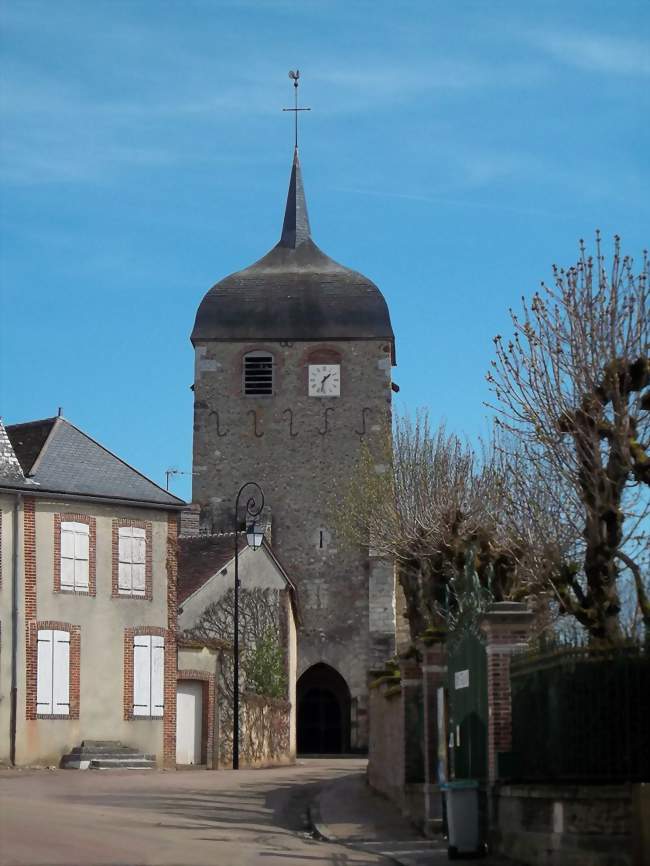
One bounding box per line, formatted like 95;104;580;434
246;521;264;551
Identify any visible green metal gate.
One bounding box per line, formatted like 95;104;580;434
447;631;488;782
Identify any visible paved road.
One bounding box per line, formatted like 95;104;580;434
0;758;387;866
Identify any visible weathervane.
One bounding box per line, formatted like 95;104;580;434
283;69;311;150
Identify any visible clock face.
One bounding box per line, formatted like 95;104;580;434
308;364;340;397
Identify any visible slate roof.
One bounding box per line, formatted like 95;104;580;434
191;149;395;361
2;417;184;509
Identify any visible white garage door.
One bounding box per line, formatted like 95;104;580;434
176;680;203;765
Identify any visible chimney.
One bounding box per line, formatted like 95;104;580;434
179;503;201;537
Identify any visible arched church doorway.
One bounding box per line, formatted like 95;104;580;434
297;663;351;754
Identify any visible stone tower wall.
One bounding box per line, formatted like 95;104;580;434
191;338;396;747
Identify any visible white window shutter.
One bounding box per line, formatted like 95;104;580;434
61;526;75;559
36;630;54;714
151;636;165;716
75;526;90;590
61;521;90;591
60;557;75;589
132;531;146;563
132;565;146;594
52;631;70;715
118;527;146;595
133;636;151;716
75;526;89;559
118;562;132;592
119;530;132;562
75;557;89;590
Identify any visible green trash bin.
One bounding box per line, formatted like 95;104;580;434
441;779;486;859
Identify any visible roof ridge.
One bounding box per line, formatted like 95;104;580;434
28;416;62;477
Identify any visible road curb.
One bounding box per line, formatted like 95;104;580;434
307;790;404;866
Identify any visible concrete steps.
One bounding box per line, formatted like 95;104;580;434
61;740;157;770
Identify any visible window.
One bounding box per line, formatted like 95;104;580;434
132;635;164;717
243;352;273;396
118;526;146;596
36;629;70;716
60;521;89;591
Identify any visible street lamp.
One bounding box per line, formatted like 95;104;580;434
233;481;265;770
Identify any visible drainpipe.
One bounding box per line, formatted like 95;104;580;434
10;493;22;765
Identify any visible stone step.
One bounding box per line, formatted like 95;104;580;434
61;741;157;769
65;746;153;757
89;758;156;770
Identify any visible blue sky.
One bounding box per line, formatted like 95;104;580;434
1;0;648;501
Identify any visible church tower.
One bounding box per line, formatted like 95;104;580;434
190;146;396;750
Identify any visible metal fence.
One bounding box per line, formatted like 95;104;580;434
509;644;650;783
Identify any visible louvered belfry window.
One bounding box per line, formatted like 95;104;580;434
243;352;273;396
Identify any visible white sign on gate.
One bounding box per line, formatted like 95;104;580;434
454;669;470;690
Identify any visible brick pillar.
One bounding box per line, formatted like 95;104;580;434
418;632;448;833
398;656;424;786
479;602;533;783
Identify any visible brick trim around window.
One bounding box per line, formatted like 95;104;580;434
112;518;153;600
176;670;216;768
26;621;81;720
53;513;97;596
123;624;177;769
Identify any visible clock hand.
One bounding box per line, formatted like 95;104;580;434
320;373;331;392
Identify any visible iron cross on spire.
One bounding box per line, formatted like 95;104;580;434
283;70;311;150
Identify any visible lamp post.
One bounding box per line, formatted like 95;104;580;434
232;481;265;770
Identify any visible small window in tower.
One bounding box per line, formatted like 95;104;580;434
243;353;274;396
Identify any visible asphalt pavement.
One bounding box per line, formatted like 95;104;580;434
0;758;520;866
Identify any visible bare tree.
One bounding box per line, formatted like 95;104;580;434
488;233;649;644
333;412;523;643
186;587;284;701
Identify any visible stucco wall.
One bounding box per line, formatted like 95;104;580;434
2;495;174;767
178;544;286;631
192;338;396;748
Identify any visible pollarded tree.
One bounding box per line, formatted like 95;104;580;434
488;233;649;644
333;412;524;643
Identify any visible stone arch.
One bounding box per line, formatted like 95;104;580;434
297;663;351;754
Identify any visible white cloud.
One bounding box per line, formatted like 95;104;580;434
537;32;650;77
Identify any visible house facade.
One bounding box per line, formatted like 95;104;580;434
0;417;184;768
178;532;298;765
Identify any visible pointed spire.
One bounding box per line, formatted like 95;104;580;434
279;148;311;249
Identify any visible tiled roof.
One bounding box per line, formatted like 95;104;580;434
2;417;184;508
178;533;245;603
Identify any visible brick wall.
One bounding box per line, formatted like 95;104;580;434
480;603;534;783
